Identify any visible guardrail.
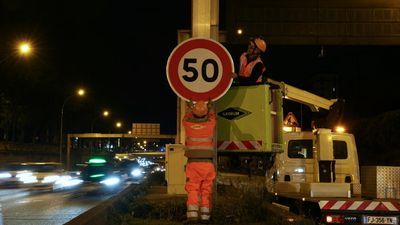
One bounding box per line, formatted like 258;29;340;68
64;181;149;225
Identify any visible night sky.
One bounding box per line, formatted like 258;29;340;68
0;0;191;135
0;0;399;137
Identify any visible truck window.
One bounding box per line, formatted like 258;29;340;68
333;140;348;159
288;140;313;159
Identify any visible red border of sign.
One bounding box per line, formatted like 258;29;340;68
166;37;233;102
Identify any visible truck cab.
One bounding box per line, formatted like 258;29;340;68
272;128;361;197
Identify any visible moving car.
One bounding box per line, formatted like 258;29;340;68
0;162;81;191
0;163;32;188
79;157;124;194
118;159;146;182
20;162;79;191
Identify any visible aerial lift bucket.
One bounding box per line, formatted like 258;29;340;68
216;84;283;153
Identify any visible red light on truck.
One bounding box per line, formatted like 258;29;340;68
326;215;344;224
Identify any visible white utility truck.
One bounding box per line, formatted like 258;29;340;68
216;80;400;225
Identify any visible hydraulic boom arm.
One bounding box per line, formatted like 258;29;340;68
267;78;337;112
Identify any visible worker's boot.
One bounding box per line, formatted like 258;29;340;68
199;207;211;224
183;218;199;225
200;219;210;224
184;205;199;224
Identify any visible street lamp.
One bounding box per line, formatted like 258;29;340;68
18;42;32;56
91;110;110;133
59;88;85;164
1;40;34;65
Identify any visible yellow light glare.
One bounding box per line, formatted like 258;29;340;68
237;29;243;35
15;38;36;58
103;111;109;117
77;89;85;96
283;126;293;132
116;122;122;128
20;44;31;54
335;126;346;133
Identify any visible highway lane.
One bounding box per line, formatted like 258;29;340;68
0;185;129;225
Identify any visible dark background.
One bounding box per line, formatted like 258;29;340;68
0;0;192;139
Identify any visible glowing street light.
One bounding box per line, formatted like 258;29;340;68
115;122;122;128
91;110;110;133
18;42;32;56
59;88;85;163
1;40;34;65
77;89;85;96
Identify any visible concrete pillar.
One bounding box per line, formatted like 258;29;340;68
178;0;219;144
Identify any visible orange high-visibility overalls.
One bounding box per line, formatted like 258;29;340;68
183;111;216;222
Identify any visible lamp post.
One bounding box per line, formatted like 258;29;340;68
115;121;123;151
59;88;85;164
91;110;110;133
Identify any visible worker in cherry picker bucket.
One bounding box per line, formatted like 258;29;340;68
232;35;268;85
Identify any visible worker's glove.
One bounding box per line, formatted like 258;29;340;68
230;72;238;79
187;100;195;109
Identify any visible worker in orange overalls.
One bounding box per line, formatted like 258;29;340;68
232;35;267;85
183;100;216;224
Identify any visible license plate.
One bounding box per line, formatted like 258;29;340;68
363;216;398;225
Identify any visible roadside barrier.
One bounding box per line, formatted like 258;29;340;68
64;181;149;225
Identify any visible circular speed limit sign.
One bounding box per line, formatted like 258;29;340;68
166;37;234;102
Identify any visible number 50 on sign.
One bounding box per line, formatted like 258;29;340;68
166;37;234;102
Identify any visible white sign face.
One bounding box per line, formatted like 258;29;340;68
166;37;234;102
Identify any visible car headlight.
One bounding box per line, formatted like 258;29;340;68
100;177;120;186
19;175;37;184
42;175;60;183
54;175;72;184
0;172;11;179
131;168;143;177
62;178;83;187
55;176;82;188
16;172;33;178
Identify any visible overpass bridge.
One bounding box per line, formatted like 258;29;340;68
66;133;176;170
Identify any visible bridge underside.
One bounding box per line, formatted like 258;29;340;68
225;0;400;45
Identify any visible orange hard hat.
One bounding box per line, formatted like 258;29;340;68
254;37;267;53
192;100;208;117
